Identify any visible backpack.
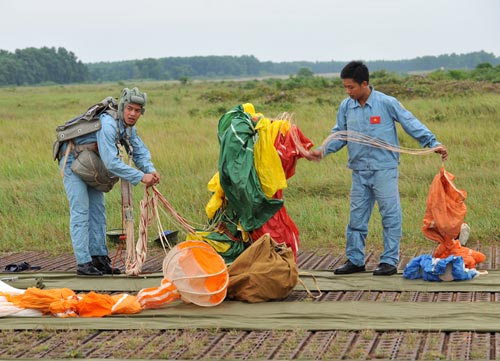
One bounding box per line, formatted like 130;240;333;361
52;96;118;161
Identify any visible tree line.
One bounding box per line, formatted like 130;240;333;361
0;47;88;86
0;47;499;86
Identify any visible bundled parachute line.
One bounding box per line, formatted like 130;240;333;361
291;128;439;158
124;186;198;276
321;130;438;156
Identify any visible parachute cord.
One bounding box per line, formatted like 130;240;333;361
125;187;154;276
321;131;437;156
289;124;314;157
289;126;439;158
151;186;196;234
125;186;199;276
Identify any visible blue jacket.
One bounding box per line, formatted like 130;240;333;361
72;112;156;185
324;86;441;170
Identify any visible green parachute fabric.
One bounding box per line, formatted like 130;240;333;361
202;202;249;264
217;106;283;231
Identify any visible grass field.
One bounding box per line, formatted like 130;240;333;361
0;76;498;256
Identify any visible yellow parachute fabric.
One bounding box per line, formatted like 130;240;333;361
205;105;289;219
242;103;256;115
205;172;224;220
186;231;232;253
253;118;289;198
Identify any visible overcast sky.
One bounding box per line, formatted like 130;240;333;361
1;0;498;64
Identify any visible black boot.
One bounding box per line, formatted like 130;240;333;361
92;256;121;275
77;261;103;276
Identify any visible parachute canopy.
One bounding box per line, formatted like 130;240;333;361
422;167;485;269
200;104;313;263
162;240;229;307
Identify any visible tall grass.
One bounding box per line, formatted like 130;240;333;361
0;78;498;255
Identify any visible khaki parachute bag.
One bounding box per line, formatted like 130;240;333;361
227;233;299;303
69;148;119;193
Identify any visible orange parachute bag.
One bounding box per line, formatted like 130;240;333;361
422;166;485;268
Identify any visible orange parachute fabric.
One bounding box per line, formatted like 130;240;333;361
422;166;485;268
4;287;77;316
1;242;228;317
422;166;467;245
164;240;229;307
136;278;180;309
433;240;486;270
77;292;142;317
2;288;142;318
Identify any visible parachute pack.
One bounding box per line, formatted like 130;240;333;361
52;96;118;161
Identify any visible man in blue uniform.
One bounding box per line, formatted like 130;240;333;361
308;61;448;276
60;87;160;275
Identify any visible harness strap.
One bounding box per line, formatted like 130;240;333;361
74;142;98;153
60;141;73;177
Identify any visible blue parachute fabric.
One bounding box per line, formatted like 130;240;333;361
403;254;479;282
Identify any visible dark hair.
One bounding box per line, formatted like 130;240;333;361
340;61;369;85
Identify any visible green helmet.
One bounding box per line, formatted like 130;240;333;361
118;87;147;120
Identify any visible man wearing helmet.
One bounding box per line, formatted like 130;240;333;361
60;87;160;276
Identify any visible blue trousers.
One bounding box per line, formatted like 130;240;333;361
61;154;109;264
346;168;402;267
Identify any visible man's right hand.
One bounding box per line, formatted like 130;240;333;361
141;173;160;187
305;149;324;162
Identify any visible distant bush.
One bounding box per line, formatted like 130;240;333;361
426;63;500;83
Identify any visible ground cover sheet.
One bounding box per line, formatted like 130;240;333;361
1;270;498;331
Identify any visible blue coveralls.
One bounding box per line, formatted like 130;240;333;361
60;113;156;265
324;86;441;267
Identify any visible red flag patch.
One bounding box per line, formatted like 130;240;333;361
370;116;381;124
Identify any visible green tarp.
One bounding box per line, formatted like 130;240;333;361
2;272;164;291
2;300;500;332
3;270;500;293
2;270;500;331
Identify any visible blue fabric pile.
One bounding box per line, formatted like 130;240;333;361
403;254;479;282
